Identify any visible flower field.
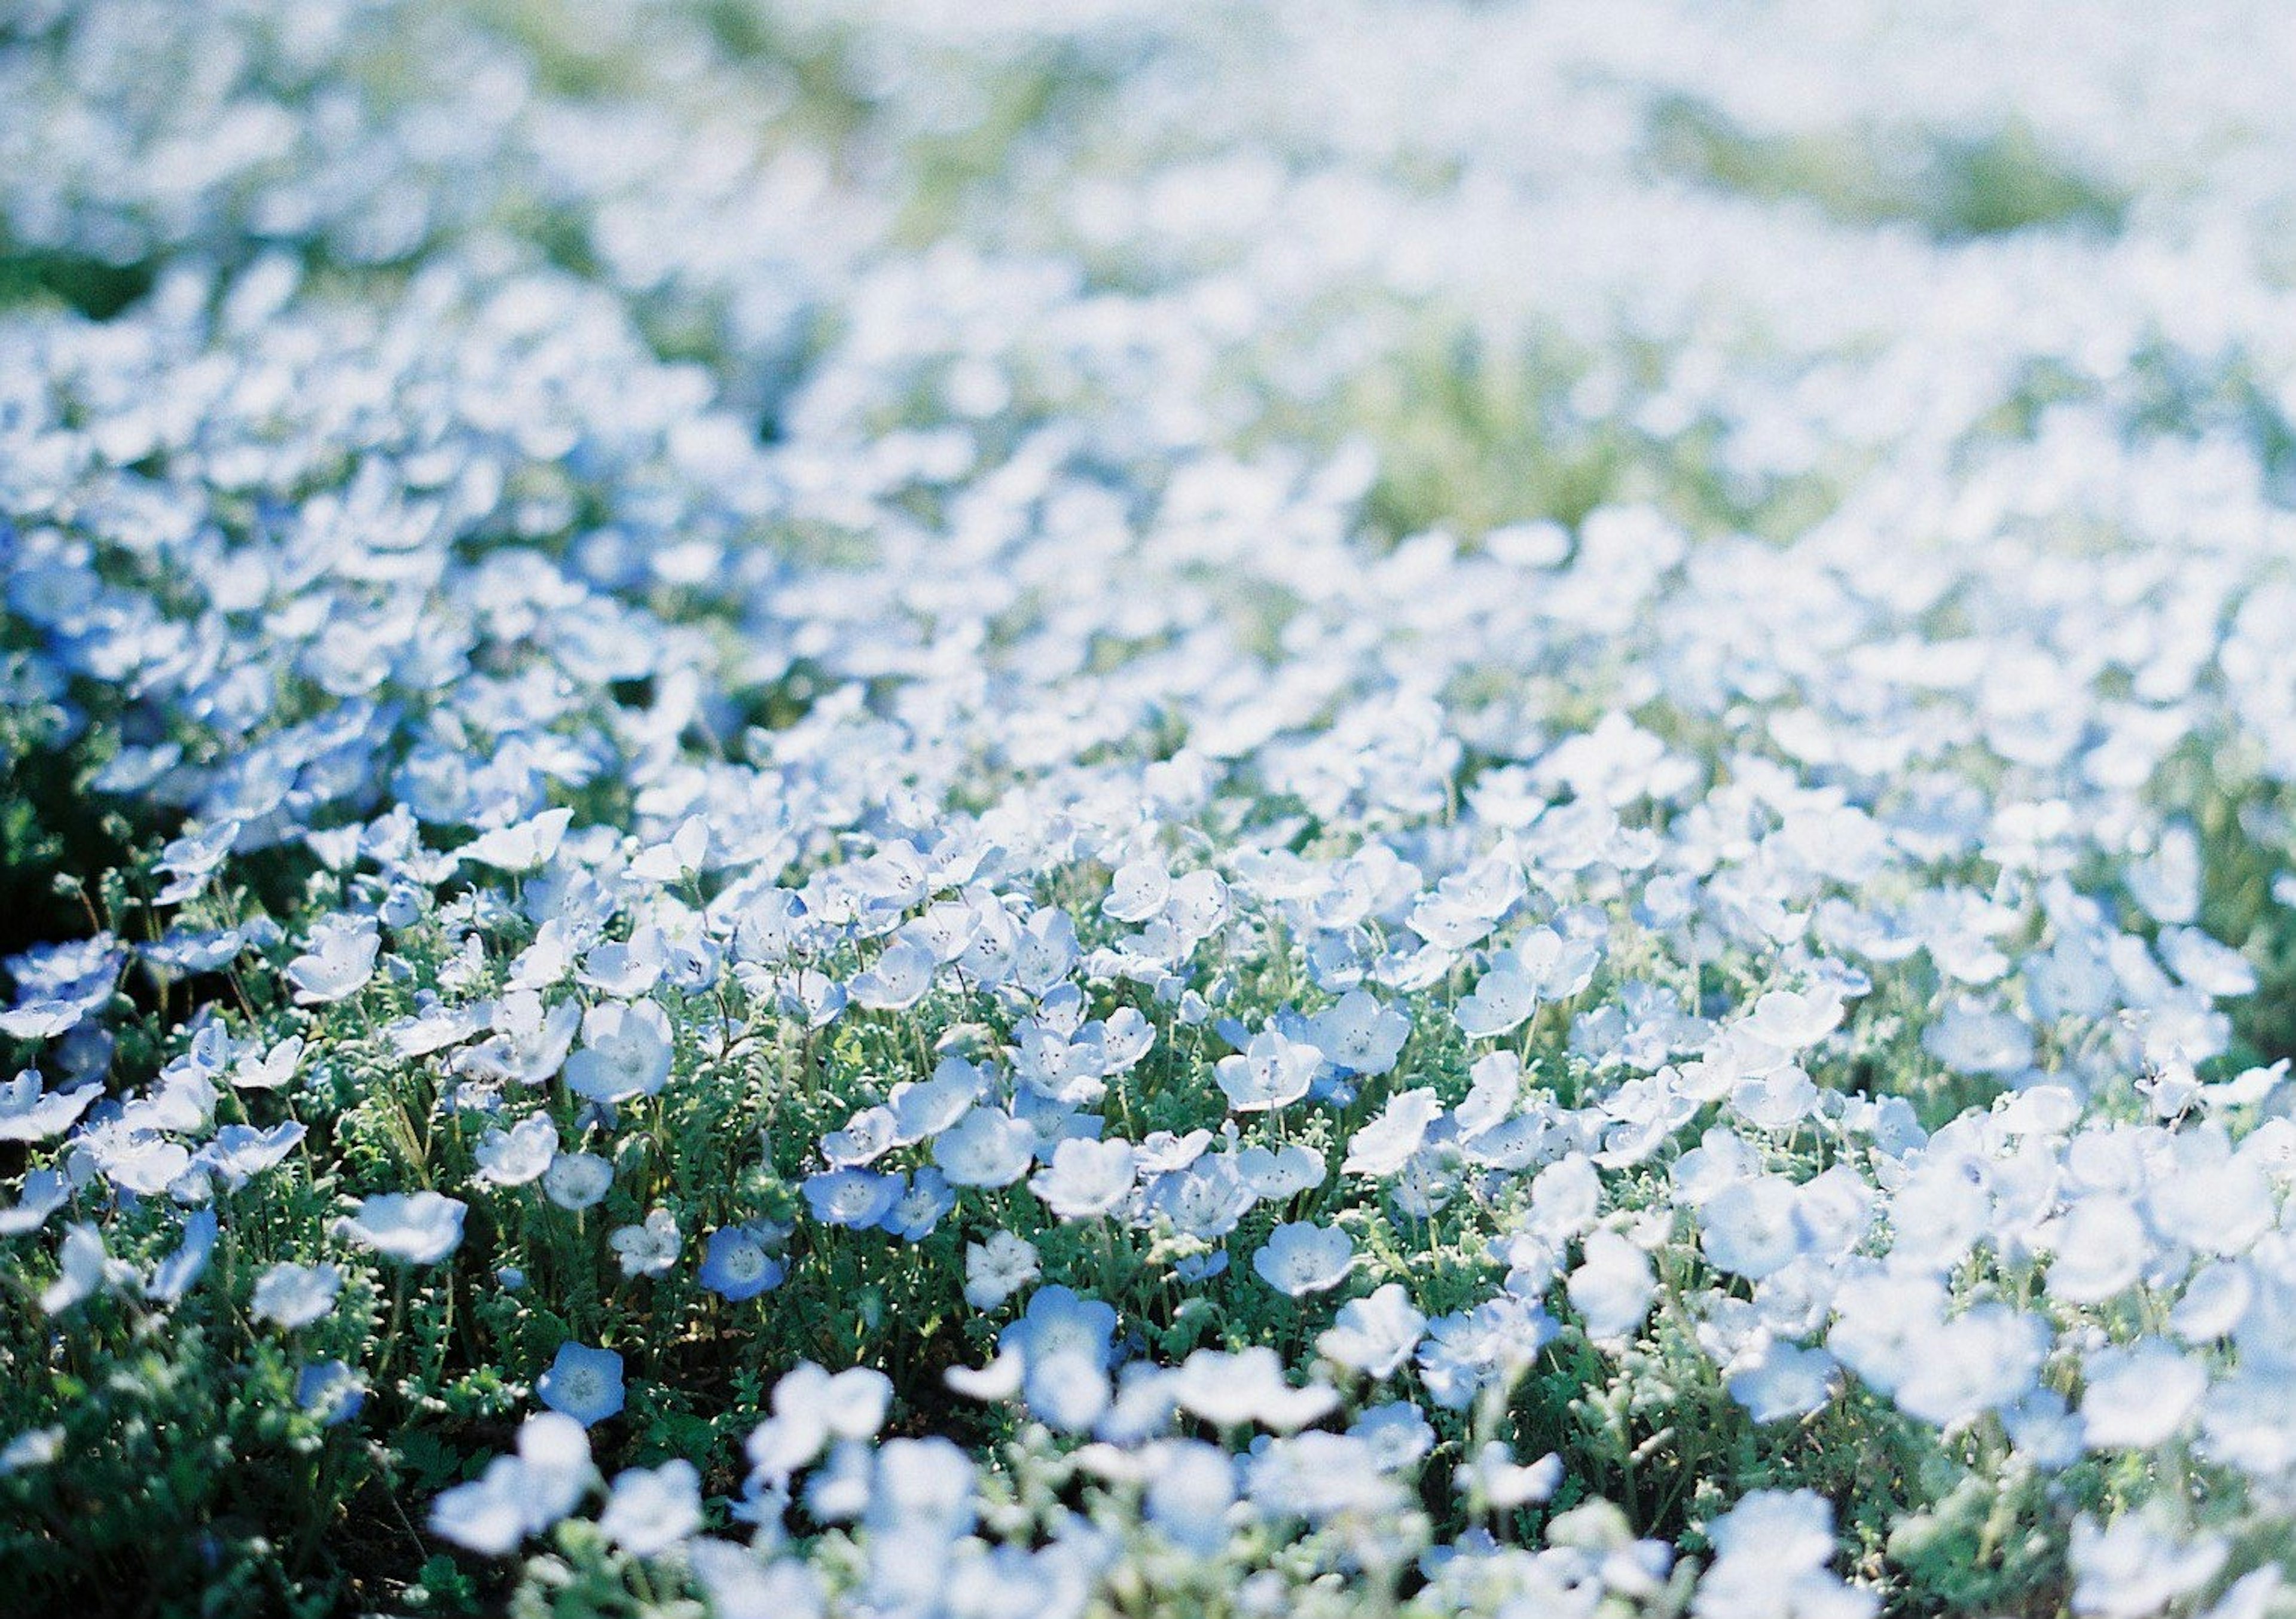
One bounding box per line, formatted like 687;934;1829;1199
8;2;2296;1615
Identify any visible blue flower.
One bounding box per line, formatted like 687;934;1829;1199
537;1341;625;1427
296;1361;365;1427
699;1225;787;1302
1000;1284;1117;1375
878;1166;956;1241
802;1168;901;1228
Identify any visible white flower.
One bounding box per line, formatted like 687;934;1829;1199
2069;1516;2227;1619
1029;1137;1135;1219
610;1208;682;1278
1318;1284;1427;1379
1307;990;1410;1076
599;1460;703;1556
1342;1088;1444;1178
2081;1341;2206;1450
932;1108;1035;1189
1214;1030;1320;1113
474;1115;559;1187
252;1261;343;1330
1169;1348;1338;1432
1567;1230;1656;1340
543;1152;614;1211
286;915;379;1005
1253;1221;1354;1296
1728;1342;1839;1424
964;1232;1040;1310
564;999;674;1103
338;1193;466;1264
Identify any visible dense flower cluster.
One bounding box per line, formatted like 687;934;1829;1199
7;1;2296;1615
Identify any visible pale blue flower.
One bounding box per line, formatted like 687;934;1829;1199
338;1192;466;1264
537;1341;625;1427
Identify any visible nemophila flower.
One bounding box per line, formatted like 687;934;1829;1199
430;1411;594;1555
1030;1137;1136;1219
610;1207;682;1277
296;1361;365;1426
863;1439;978;1605
1922;998;2034;1077
1147;1154;1254;1241
2068;1515;2230;1619
1002;1285;1117;1379
1525;1154;1602;1244
252;1262;343;1330
689;1543;827;1619
700;1226;787;1301
850;937;936;1011
1244;1431;1397;1520
338;1192;466;1264
2081;1341;2206;1450
146;1207;217;1304
964;1231;1040;1309
1735;986;1846;1057
1453;955;1539;1041
1351;1403;1437;1471
1319;1282;1427;1379
538;1342;625;1427
1236;1142;1325;1199
1342;1088;1445;1178
1456;1442;1562;1509
1103;857;1171;924
578;927;667;999
42;1224;127;1315
462;807;573;873
746;1364;895;1483
1143;1441;1235;1556
1307;989;1409;1076
803;1168;901;1228
564;998;674;1102
1888;1305;2048;1429
1418;1297;1557;1410
944;1349;1025;1406
0;1171;68;1238
229;1036;303;1091
85;1129;191;1199
1253;1221;1354;1296
1567;1229;1656;1340
2149;1146;2273;1258
932;1108;1035;1188
473;1115;558;1186
599;1460;703;1556
0;1427;63;1476
1169;1348;1338;1432
1695;1489;1873;1619
1214;1030;1320;1113
822;1106;898;1168
1021;1346;1110;1432
776;969;847;1030
0;997;94;1042
542;1151;613;1210
1698;1174;1807;1280
890;1062;981;1144
2045;1196;2148;1305
1728;1342;1839;1424
2001;1388;2083;1471
0;1069;100;1142
457;992;581;1088
879;1168;956;1241
2173;1262;2251;1342
286;914;380;1004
